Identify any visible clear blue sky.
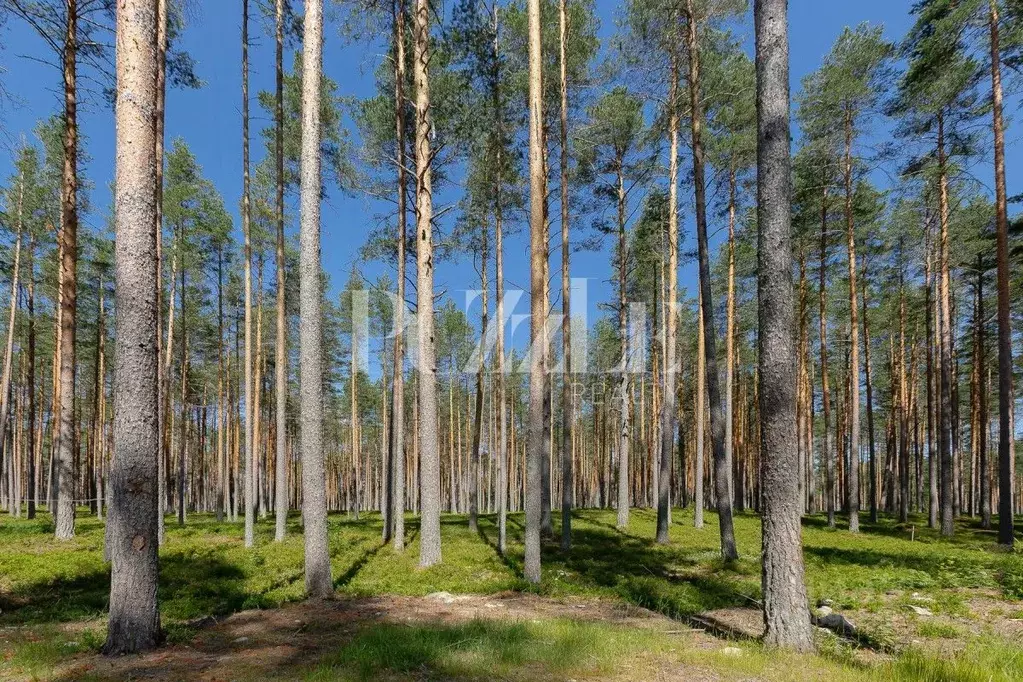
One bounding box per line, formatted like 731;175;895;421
0;0;1013;344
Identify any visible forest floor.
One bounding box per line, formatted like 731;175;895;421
1;507;1022;680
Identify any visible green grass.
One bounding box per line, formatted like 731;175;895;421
1;506;1021;680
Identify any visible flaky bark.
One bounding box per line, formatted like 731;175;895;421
558;0;573;551
524;0;545;584
54;0;79;541
990;0;1015;548
842;107;860;533
242;0;256;549
657;43;680;544
686;0;736;560
413;0;442;568
299;0;332;597
755;0;812;650
274;0;288;542
104;0;162;653
389;0;407;552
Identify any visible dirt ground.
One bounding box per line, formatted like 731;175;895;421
54;593;730;681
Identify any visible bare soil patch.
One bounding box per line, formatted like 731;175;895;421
54;593;720;681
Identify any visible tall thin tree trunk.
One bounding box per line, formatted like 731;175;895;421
0;222;22;486
863;274;877;523
756;0;812;648
524;0;545;584
977;255;991;529
274;0;288;542
843;106;860;533
54;0;79;541
155;0;168;545
657;43;680;544
389;0;408;552
299;0;331;596
242;0;256;549
990;0;1014;548
558;0;573;551
27;232;36;520
469;227;487;533
616;161;631;531
493;3;508;555
686;0;736;560
937;111;955;537
104;0;161;651
820;189;834;529
413;0;442;567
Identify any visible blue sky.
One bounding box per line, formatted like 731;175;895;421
0;0;1013;346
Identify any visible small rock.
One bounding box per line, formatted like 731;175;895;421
64;641;79;648
817;598;834;607
815;605;833;617
720;647;743;657
233;636;249;644
485;603;498;609
817;612;857;636
908;605;933;616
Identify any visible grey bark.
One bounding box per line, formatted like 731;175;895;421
755;0;813;651
389;0;407;553
686;0;736;561
274;0;288;543
299;0;332;597
103;0;162;653
242;0;256;549
524;0;545;584
657;45;680;544
54;0;79;541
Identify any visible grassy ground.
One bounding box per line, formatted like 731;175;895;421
1;507;1021;680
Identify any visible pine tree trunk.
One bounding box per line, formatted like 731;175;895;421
389;0;408;552
937;111;955;537
756;0;812;648
843;106;860;533
299;0;331;596
26;232;36;520
820;189;834;529
657;44;679;541
54;0;79;541
241;0;257;549
103;0;161;651
274;0;288;542
616;162;631;531
413;0;442;567
686;0;736;560
524;0;545;584
557;0;573;551
862;275;877;523
990;0;1014;547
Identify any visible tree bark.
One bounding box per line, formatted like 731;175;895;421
104;0;162;652
54;0;79;541
413;0;442;567
842;106;860;533
242;0;256;549
819;188;834;529
558;0;573;551
990;0;1014;547
937;111;955;537
686;0;736;560
657;43;681;544
274;0;288;542
755;0;813;649
389;0;408;552
299;0;332;597
524;0;545;584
